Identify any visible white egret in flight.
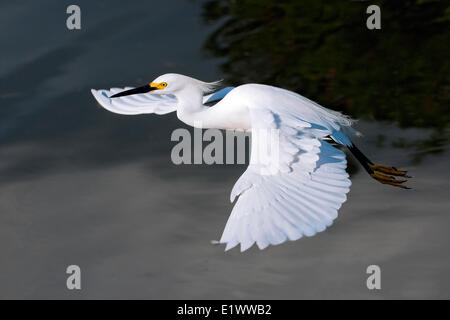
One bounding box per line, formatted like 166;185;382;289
91;73;410;252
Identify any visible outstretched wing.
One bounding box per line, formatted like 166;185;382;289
220;86;352;251
91;87;178;115
91;86;235;115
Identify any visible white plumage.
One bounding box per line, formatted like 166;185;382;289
91;73;410;252
91;86;233;115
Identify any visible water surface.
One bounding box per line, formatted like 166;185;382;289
0;0;449;299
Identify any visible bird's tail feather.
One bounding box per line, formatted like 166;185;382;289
348;143;411;189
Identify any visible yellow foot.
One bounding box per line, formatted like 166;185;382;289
369;164;411;177
369;164;411;189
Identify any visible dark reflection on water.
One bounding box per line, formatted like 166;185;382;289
0;0;449;299
202;0;450;157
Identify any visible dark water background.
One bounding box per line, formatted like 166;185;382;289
0;0;449;299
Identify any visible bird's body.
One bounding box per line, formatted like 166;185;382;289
91;73;410;252
175;82;351;132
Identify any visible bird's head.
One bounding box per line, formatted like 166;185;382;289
109;73;220;98
110;74;201;98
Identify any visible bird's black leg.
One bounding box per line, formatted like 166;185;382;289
347;143;411;189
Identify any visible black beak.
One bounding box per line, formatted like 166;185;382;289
109;84;157;98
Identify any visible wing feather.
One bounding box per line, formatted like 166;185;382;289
91;88;178;115
91;86;235;115
220;86;353;251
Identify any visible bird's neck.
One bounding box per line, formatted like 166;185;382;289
175;86;208;128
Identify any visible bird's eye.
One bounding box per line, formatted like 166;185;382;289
161;82;167;87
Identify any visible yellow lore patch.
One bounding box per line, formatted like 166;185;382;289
150;82;167;90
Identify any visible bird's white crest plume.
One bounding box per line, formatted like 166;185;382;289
91;73;411;252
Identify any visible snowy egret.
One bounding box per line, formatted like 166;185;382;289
91;73;410;252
